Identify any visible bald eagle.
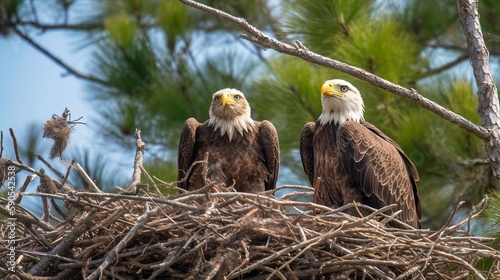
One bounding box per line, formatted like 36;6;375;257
300;79;421;228
178;88;280;193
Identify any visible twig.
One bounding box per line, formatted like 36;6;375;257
139;165;162;197
0;198;55;231
50;197;68;220
41;195;49;222
449;194;489;231
9;128;24;164
267;233;322;279
161;156;210;189
61;159;75;187
74;163;101;193
33;151;65;179
467;195;489;234
14;174;36;204
201;152;210;186
0;131;3;158
7;159;40;175
429;193;464;239
126;129;146;194
29;207;99;275
22;191;204;213
312;177;320;204
278;191;313;200
228;224;346;279
87;206;164;280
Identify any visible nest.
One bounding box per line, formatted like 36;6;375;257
1;123;499;279
1;183;500;280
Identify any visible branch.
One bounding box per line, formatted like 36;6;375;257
6;20;102;31
9;128;24;164
118;129;146;194
178;0;491;140
417;54;469;79
87;206;163;280
12;27;110;86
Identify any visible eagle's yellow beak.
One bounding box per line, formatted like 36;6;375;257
221;92;237;106
321;82;343;97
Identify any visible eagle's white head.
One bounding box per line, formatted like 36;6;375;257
208;88;255;141
318;79;365;125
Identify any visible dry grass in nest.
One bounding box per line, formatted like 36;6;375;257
0;184;499;280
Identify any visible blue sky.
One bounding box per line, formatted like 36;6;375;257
0;31;95;154
0;30;109;213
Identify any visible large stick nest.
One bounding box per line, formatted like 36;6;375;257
1;119;499;279
1;184;499;280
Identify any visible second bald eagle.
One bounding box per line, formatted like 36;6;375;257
300;79;421;228
178;88;280;193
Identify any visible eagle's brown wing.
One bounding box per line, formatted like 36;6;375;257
177;118;201;190
338;121;421;228
259;121;280;191
299;122;316;186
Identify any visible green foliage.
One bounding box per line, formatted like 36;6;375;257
282;0;372;54
156;0;190;51
480;0;500;33
0;0;22;35
333;18;422;84
411;78;489;227
480;189;500;248
250;57;328;150
397;0;457;43
475;189;500;273
142;158;177;195
104;13;138;48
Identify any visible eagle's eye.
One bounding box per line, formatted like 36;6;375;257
214;96;220;101
234;95;241;101
340;85;348;92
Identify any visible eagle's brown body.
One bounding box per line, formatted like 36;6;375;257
177;88;279;193
300;79;422;228
301;120;421;228
178;118;279;192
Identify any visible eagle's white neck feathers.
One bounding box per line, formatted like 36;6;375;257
318;79;365;126
208;115;255;141
208;88;255;141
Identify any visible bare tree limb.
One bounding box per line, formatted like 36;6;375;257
457;0;500;187
9;128;24;164
178;0;490;141
12;26;110;86
417;54;470;79
6;20;102;31
118;129;147;194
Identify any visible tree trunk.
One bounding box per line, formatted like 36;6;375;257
457;0;500;188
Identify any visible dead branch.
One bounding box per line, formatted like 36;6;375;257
12;27;109;86
73;162;101;193
9;128;24;164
